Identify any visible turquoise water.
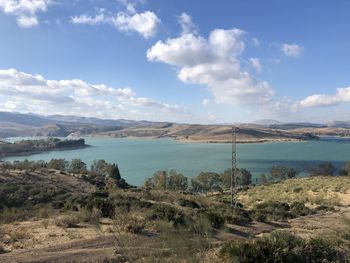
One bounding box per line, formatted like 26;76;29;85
3;137;350;186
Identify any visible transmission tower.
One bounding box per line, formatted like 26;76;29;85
231;125;237;208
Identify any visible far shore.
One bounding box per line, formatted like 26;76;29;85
0;144;91;159
72;134;309;144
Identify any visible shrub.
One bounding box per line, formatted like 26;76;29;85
205;211;225;229
252;201;292;221
0;244;6;254
78;208;101;228
176;198;200;209
124;222;144;234
55;214;80;228
293;187;303;193
146;204;185;226
225;207;252;225
290;202;313;217
220;231;345;263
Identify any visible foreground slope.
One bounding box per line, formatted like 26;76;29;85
1;167;350;262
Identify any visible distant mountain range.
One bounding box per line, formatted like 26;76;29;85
250;119;350;129
0;111;349;140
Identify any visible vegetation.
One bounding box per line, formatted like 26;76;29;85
220;231;347;263
1;159;350;261
0;138;87;157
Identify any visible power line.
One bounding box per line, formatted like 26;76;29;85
231;125;237;209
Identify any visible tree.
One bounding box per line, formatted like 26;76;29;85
271;166;298;181
48;159;68;171
167;170;188;191
258;173;269;184
91;160;108;175
237;168;252;186
144;170;168;190
221;168;252;188
191;172;222;194
69;159;87;174
221;169;231;190
342;161;350;176
310;162;335;176
91;160;121;180
106;163;121;180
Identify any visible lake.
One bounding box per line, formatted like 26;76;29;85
3;137;350;186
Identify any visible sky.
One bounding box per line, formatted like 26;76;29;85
0;0;350;124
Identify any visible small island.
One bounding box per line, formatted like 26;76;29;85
0;138;89;158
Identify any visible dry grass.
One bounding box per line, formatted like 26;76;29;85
237;176;350;208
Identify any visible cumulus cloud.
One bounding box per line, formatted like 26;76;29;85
178;12;196;34
147;16;274;105
281;43;303;57
0;68;191;121
298;87;350;107
71;2;160;39
249;57;262;72
0;0;50;27
202;98;210;107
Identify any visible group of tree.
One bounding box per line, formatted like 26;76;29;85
0;138;86;156
144;160;350;193
0;158;131;190
144;170;188;191
144;168;252;194
257;161;350;184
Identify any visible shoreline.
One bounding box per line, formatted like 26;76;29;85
83;134;307;144
0;145;91;159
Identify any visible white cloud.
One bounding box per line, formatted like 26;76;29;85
249;57;262;72
71;13;106;26
71;4;161;39
281;43;303;57
17;15;38;27
298;87;350;107
112;11;160;38
147;25;275;105
0;68;191;121
0;0;50;27
178;12;196;34
202;98;210;107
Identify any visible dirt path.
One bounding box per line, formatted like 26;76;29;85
1;207;349;263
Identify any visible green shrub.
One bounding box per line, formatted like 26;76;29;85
290;202;313;217
0;243;6;254
252;201;292;221
55;214;80;228
205;211;225;229
147;204;185;226
293;187;303;193
220;231;345;263
227;208;252;224
176;198;200;209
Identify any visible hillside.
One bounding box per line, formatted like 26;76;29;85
0;138;88;158
1;112;350;142
1;161;350;262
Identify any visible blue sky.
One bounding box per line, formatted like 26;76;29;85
0;0;349;123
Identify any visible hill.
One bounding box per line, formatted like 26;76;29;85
1;160;350;262
1;111;349;142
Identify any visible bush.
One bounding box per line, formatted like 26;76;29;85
176;198;200;209
55;214;80;228
205;211;225;229
253;201;292;221
225;207;252;225
220;231;345;263
78;208;101;228
146;204;185;226
290;202;314;217
124;221;144;234
0;244;6;254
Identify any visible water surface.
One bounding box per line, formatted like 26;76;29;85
3;137;350;186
